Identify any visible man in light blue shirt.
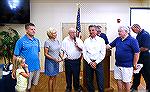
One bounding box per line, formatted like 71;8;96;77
12;23;40;92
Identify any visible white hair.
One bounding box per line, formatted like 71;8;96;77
118;26;129;33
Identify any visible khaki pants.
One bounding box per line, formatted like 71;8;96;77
27;70;40;89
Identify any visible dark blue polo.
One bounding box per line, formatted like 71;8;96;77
99;33;109;44
110;36;140;67
136;29;150;61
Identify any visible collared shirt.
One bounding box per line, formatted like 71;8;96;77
110;36;140;67
83;36;106;64
61;36;83;60
136;29;150;58
14;35;40;72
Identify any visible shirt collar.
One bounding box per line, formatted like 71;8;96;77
25;34;35;41
120;35;129;41
90;35;98;40
138;29;144;35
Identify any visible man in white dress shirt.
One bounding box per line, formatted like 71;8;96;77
61;27;83;92
83;25;106;92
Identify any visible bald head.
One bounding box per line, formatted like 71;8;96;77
132;24;141;29
68;27;76;33
68;27;76;39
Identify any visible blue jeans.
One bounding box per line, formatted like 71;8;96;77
85;61;104;92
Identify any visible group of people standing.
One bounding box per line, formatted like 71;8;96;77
12;22;150;92
107;24;150;92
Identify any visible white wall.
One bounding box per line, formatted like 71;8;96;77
30;2;130;45
29;2;130;70
0;0;148;70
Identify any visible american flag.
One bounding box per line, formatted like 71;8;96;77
76;6;81;37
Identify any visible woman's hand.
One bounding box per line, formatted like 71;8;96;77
54;58;61;62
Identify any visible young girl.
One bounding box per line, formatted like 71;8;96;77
14;56;29;92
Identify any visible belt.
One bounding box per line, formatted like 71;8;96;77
65;58;80;61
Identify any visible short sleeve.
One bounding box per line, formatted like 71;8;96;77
110;37;118;47
44;40;49;48
76;38;84;50
16;68;25;74
38;39;40;52
131;38;140;53
14;40;22;56
142;34;150;49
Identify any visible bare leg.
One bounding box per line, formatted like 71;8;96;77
48;76;56;92
123;82;131;92
117;80;123;92
53;76;57;91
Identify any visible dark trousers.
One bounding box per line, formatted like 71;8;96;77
0;73;16;92
131;61;150;91
85;61;104;92
64;58;81;90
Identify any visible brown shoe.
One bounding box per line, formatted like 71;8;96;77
26;89;31;92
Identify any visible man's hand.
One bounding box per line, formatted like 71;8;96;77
89;62;97;69
133;64;137;70
74;42;82;51
55;58;62;62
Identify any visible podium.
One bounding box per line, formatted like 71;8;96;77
83;49;113;92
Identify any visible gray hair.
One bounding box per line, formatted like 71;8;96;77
118;26;129;33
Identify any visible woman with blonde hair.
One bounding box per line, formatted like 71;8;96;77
14;56;29;92
44;28;63;92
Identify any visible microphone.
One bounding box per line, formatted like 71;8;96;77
74;36;76;42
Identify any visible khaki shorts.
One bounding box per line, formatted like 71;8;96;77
27;70;40;89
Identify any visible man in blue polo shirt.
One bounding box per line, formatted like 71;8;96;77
130;24;150;92
12;23;40;92
107;26;140;92
96;25;109;44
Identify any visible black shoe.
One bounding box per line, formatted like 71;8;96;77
74;88;82;92
130;88;137;92
65;89;71;92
